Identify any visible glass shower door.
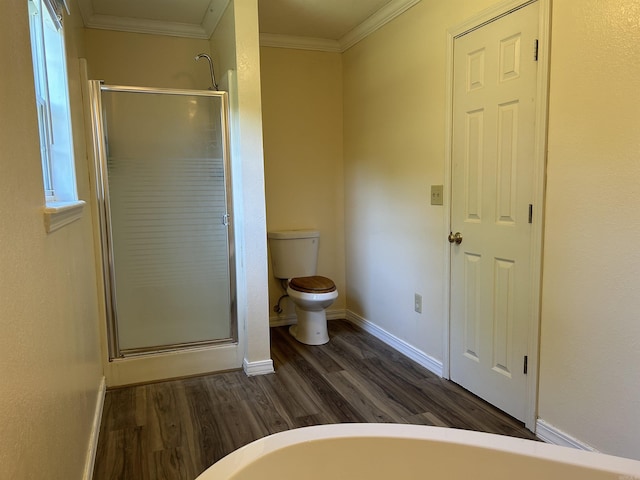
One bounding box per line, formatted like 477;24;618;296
98;86;235;357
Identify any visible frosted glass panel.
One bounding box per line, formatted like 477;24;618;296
102;91;232;351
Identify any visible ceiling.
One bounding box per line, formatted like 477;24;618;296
258;0;392;39
77;0;421;51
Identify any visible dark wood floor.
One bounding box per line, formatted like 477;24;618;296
93;320;536;480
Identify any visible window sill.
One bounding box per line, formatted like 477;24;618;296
44;200;86;233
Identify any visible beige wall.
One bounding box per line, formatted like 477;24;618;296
84;29;211;89
343;0;496;359
0;1;103;478
538;0;640;459
210;3;236;83
260;47;345;320
341;0;640;460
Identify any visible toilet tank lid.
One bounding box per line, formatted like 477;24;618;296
267;229;319;240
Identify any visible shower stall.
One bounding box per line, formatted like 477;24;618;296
87;80;237;370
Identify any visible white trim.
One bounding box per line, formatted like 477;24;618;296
44;200;85;232
269;309;443;377
536;419;598;452
83;14;209;39
442;24;454;380
443;0;550;432
76;0;418;47
270;313;296;327
526;0;552;433
104;343;243;387
83;376;106;480
243;358;275;377
346;311;443;377
260;33;341;52
76;0;230;39
339;0;421;51
260;0;422;52
327;309;347;321
447;0;537;38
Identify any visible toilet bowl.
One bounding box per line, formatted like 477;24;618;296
287;276;338;345
267;230;338;345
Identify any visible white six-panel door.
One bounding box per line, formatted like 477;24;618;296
450;2;539;422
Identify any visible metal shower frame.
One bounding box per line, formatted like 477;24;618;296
87;81;237;360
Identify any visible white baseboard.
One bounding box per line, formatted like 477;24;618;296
268;309;443;378
345;311;444;377
270;313;295;327
243;358;275;376
536;419;597;451
83;376;106;480
269;308;347;327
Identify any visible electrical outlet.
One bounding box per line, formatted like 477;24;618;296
414;293;422;314
431;185;443;205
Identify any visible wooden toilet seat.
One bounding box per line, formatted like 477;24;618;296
288;276;336;294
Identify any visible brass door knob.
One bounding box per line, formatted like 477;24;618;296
448;232;463;245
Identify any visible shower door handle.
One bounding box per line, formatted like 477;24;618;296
222;213;231;226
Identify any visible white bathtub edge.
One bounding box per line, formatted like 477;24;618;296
197;424;640;480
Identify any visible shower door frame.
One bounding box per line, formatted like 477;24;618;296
88;81;237;360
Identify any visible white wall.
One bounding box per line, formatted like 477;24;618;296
538;0;640;460
0;1;103;478
340;0;640;460
212;0;273;372
260;47;345;322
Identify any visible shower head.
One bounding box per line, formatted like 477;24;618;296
195;53;211;62
194;53;218;91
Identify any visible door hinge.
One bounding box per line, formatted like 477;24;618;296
528;204;533;223
222;213;230;226
523;355;528;375
534;39;539;61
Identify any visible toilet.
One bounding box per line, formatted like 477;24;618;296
267;230;338;345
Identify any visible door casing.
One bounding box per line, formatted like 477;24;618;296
442;0;551;431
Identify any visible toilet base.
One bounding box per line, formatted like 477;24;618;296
289;308;329;345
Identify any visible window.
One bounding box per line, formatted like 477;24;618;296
28;0;84;231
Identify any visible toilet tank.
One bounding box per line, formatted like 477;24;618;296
267;230;320;279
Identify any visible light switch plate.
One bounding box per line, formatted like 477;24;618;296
431;185;443;205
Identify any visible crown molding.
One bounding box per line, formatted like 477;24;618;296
76;0;228;39
260;33;341;52
83;14;209;39
76;0;420;48
260;0;422;52
339;0;421;51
